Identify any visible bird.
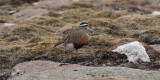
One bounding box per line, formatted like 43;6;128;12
54;22;91;58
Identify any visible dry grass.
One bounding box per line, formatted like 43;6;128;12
88;18;126;36
89;34;135;50
92;10;130;19
101;0;160;14
60;9;97;23
1;0;160;72
114;15;160;44
0;33;63;69
89;34;118;47
36;17;65;27
9;22;52;40
114;15;155;29
47;11;61;17
0;10;13;22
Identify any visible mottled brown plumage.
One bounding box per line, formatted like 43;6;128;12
54;22;91;57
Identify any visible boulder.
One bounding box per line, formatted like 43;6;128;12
112;41;150;64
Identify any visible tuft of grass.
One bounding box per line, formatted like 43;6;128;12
114;15;160;44
93;10;129;19
101;0;159;14
10;22;50;40
47;11;61;17
89;34;119;47
0;39;10;45
11;26;37;40
36;17;65;27
28;37;42;43
60;9;96;23
89;34;135;50
138;30;160;44
0;11;13;23
114;15;154;30
88;18;117;28
88;18;126;36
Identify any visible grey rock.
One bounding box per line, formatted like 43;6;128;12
8;60;160;80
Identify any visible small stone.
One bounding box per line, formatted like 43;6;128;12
4;23;16;27
32;2;39;6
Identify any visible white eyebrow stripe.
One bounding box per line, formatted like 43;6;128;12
80;24;88;26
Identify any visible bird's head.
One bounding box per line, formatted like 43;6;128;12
79;22;91;30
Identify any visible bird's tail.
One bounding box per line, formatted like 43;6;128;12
53;41;63;48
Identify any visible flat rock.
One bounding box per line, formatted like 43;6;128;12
9;60;160;80
10;60;86;77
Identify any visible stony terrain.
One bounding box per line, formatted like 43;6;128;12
0;0;160;80
8;60;160;80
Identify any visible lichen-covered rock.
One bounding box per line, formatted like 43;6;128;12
112;41;150;64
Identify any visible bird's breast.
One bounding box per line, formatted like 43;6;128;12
74;35;89;49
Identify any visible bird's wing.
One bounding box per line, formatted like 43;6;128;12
63;30;86;43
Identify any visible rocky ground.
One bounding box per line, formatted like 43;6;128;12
0;0;160;80
8;60;160;80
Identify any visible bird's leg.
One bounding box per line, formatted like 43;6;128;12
70;51;73;58
76;50;79;58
